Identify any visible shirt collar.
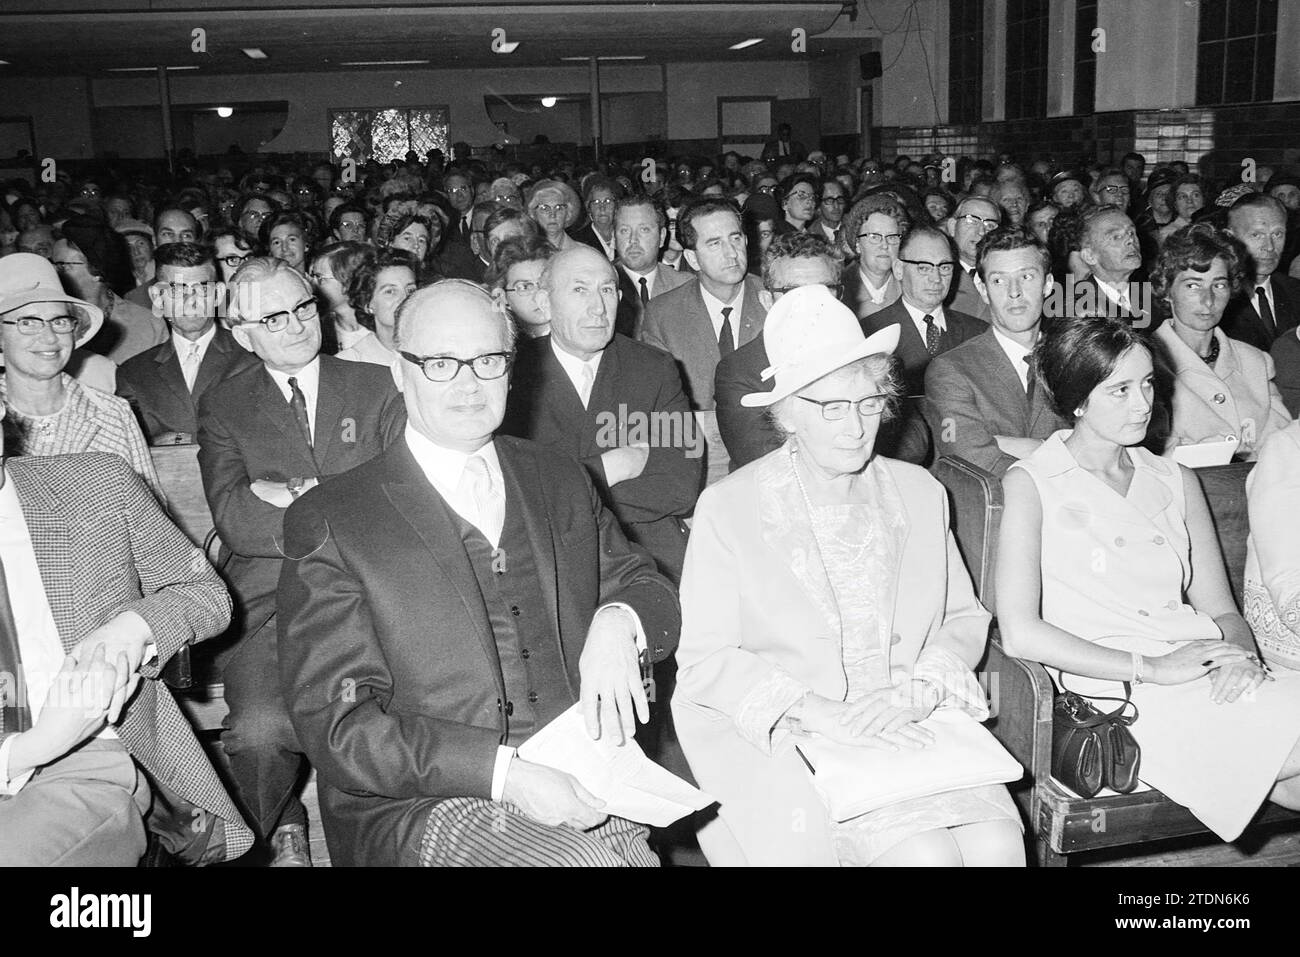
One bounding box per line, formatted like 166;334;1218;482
549;337;603;381
265;355;321;395
171;323;217;358
858;268;892;300
403;423;502;499
901;298;945;329
991;325;1034;373
699;282;743;319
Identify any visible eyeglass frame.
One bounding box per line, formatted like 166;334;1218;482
236;296;319;333
398;350;514;382
534;203;570;215
796;393;890;421
769;281;845;298
857;231;903;246
1;314;79;335
897;258;957;277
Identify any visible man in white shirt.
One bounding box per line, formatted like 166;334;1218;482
611;196;690;338
197;257;405;866
277;279;680;866
1073;207;1150;327
1223;194;1300;351
923;228;1070;476
944;197;1000;320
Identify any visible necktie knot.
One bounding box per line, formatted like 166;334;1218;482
638;276;650;306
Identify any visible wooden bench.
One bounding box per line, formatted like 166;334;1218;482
934;454;1300;866
150;444;229;732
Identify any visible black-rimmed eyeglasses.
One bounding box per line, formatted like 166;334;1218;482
237;298;319;333
797;394;889;420
399;351;513;382
2;315;78;335
897;259;956;277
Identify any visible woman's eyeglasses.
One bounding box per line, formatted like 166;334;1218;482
797;394;889;420
2;315;77;335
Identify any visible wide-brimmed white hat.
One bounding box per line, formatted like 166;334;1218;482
0;253;104;348
741;284;899;407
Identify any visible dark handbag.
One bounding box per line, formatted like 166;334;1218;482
1051;682;1140;798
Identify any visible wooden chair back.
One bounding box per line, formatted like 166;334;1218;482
150;444;214;549
1192;461;1254;607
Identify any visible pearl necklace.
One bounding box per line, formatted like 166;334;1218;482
790;449;874;552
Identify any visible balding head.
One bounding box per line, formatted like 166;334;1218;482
539;245;620;360
393;279;515;452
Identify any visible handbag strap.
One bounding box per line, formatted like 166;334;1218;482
1057;674;1140;727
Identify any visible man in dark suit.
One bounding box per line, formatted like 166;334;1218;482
1069;207;1153;329
197;257;405;866
761;123;806;164
117;242;258;443
944;196;1000;321
715;232;843;470
443;171;477;248
1222;194;1300;351
611;195;691;339
1271;326;1300;417
568;176;620;262
923;228;1070;476
641;198;767;484
503;246;703;584
0;434;250;865
277;280;680;866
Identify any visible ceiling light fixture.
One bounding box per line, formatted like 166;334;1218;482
559;55;648;62
242;48;267;60
339;59;431;66
216;107;233;118
541;96;557;108
106;65;200;72
729;38;764;50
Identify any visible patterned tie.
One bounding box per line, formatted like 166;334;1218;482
923;314;941;356
718;306;735;357
639;277;650;307
288;376;313;451
182;341;203;392
0;555;30;734
1023;355;1036;405
461;454;505;546
1257;287;1276;335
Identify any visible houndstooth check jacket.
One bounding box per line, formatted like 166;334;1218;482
0;451;253;862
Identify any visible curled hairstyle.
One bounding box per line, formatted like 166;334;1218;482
316;240;375;292
840;196;910;255
1034;316;1154;423
328;201;370;236
384;212;436;265
486;235;553;289
258;208;317;256
761;231;845;290
347;247;420;332
1151;223;1246;300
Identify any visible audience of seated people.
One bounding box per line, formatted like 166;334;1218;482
3;131;1300;868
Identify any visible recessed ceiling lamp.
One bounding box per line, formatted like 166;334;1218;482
729;38;764;50
216;107;233;118
541;96;557;108
242;48;267;60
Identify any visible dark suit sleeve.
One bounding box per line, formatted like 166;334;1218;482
196;394;289;558
715;352;781;469
1270;331;1300;419
922;355;1017;475
602;353;703;524
114;364;150;439
378;380;408;446
277;496;500;800
582;464;682;663
105;455;233;676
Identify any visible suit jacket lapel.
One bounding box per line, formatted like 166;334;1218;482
152;337;194;410
977;333;1030;428
190;328;235;400
312;358;345;467
738;277;766;345
691;284;722;366
380;442;505;687
254;367;316;470
8;464;78;652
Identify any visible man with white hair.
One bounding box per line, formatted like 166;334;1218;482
197;256;405;866
277;279;680;866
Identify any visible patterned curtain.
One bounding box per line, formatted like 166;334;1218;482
329;107;449;164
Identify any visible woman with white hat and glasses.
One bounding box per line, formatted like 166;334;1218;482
672;284;1023;866
0;253;163;502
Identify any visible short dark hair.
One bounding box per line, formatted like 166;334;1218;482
237;191;278;219
486;235;553;288
483;204;538;238
761;231;844;291
59;214;135;294
258;208;317;255
347;247;420;331
315;241;375;291
1151;222;1246;300
613;194;666;230
153;241;215;271
1035;316;1153;423
328;201;370;236
384;213;435;263
580;175;623;203
776;172;820;207
154;205;202;241
974;226;1051;280
898;224;954;260
677;196;742;250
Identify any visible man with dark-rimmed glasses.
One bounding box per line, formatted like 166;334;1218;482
196;256;404;866
277;278;680;866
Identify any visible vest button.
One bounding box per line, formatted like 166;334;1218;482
505;700;514;716
1213;393;1226;404
510;605;521;616
1153;535;1165;545
527;691;539;704
521;648;530;659
1114;536;1126;547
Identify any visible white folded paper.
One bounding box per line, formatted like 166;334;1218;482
517;705;714;827
1172;438;1238;468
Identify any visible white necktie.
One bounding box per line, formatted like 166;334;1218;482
578;361;597;409
182;341;203;392
460;454;504;547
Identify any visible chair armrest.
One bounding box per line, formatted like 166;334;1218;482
984;629;1055;781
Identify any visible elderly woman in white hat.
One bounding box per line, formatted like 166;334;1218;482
672;284;1023;867
0;253;163;501
525;179;582;252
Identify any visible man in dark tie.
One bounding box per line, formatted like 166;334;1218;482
444;172;477;247
1222;194;1300;351
944;196;1000;321
641;198;768;484
503;245;703;584
0;358;248;864
923;228;1070;476
611;195;691;339
277;280;680;866
117;243;258;443
197;257;405;866
1070;207;1151;328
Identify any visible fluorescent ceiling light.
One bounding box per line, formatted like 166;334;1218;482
106;65;200;72
0;61;9;66
559;55;647;62
541;96;557;108
729;38;764;50
216;107;233;118
339;59;430;66
242;48;267;60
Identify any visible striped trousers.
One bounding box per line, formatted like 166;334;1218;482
418;797;660;867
